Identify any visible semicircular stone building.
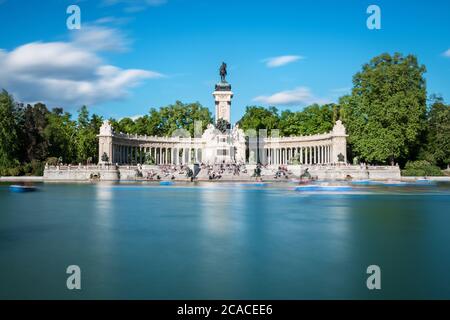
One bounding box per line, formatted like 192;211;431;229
98;80;348;167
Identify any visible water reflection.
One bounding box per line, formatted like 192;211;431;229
198;187;244;236
95;183;114;215
91;183;117;296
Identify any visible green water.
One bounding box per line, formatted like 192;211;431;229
1;181;450;299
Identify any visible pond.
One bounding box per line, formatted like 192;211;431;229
1;181;450;299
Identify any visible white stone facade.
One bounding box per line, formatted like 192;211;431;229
98;82;348;166
213;90;233;123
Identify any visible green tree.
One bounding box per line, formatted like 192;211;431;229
419;96;450;167
108;102;212;137
117;117;136;134
75;106;103;163
237;106;280;134
238;106;280;163
0;90;20;169
158;101;212;136
342;53;427;165
279;104;334;136
21;103;50;162
45;108;77;164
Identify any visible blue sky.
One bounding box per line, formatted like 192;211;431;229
0;0;449;122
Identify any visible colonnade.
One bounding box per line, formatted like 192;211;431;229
109;144;332;165
265;145;332;165
110;145;203;165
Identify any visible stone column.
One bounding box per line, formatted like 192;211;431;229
322;145;325;164
299;147;302;164
315;146;318;164
318;146;321;164
308;147;311;165
316;146;319;164
327;145;330;164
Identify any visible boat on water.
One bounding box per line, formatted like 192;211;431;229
351;180;382;186
295;184;353;192
241;182;269;187
9;185;38;193
379;180;408;186
415;179;436;185
159;181;174;186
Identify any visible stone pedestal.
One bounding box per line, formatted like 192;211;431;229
213;82;233;123
98;120;114;164
331;120;348;163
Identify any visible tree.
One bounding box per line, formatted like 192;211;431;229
117;117;136;134
238;106;280;163
0;90;20;169
107;102;212;137
21;103;50;162
279;104;334;136
342;53;427;165
237;106;280;135
419;96;450;167
75;106;102;163
44;108;77;164
158;101;212;136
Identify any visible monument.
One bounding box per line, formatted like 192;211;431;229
43;62;405;182
213;62;233;123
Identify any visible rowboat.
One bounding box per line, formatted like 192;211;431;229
9;185;38;193
295;185;352;192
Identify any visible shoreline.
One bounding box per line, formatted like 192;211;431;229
2;176;450;183
0;176;44;182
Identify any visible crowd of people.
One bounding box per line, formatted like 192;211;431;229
201;162;248;180
136;162;318;182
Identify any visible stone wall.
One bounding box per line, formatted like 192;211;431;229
285;165;401;180
44;164;401;181
44;165;119;181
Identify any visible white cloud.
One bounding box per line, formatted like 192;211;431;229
71;25;131;52
262;55;304;68
94;16;133;26
443;49;450;57
102;0;167;12
0;33;163;108
253;86;329;106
